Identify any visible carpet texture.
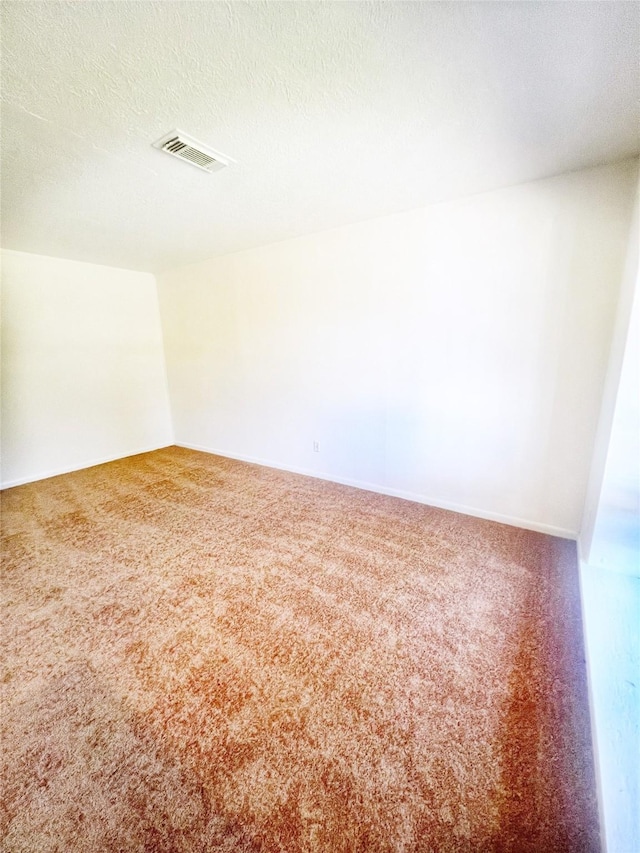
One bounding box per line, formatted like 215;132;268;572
1;447;599;852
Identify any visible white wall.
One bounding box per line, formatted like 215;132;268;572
0;250;173;487
588;284;639;578
580;175;639;576
576;179;639;853
157;161;637;537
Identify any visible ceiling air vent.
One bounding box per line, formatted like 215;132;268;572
152;129;232;173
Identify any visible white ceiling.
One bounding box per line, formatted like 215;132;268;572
1;1;639;273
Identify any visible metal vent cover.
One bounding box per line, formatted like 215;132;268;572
152;130;232;173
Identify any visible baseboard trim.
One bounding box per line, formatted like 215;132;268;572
0;443;174;490
577;560;608;853
175;441;577;540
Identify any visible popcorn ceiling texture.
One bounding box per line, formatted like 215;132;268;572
1;447;598;851
1;1;638;272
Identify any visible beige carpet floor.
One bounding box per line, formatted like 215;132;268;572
1;447;598;852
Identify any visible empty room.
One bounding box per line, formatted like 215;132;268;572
1;2;638;852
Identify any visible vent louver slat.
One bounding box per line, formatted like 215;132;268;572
152;130;232;173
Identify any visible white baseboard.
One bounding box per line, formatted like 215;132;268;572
577;560;608;853
4;439;578;539
175;441;577;540
0;443;174;490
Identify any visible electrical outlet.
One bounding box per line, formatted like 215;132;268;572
313;441;320;453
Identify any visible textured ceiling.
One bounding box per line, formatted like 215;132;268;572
1;1;639;273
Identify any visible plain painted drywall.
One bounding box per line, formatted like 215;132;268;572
157;161;637;537
588;286;639;578
1;250;173;487
580;175;640;576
